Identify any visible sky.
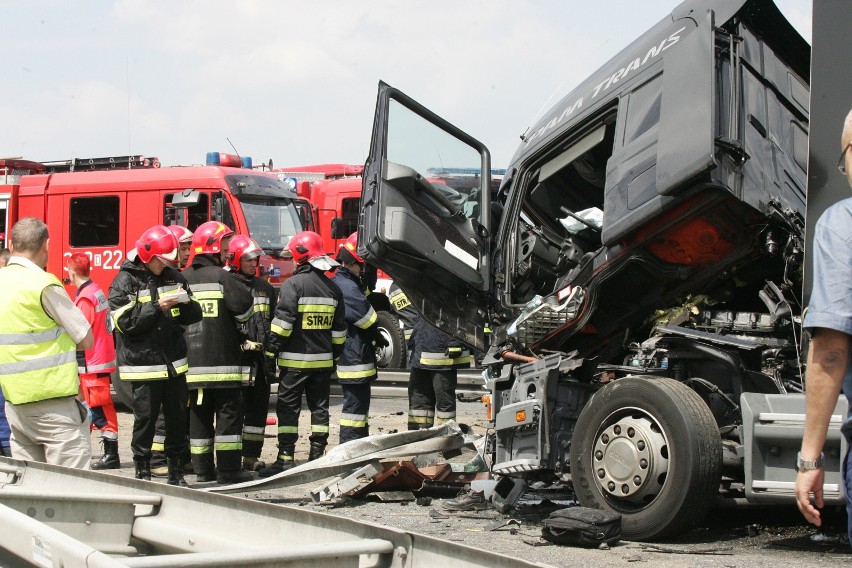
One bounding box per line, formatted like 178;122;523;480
1;1;812;171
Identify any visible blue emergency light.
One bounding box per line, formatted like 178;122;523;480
206;152;253;169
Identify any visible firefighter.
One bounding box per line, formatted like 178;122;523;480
150;224;194;477
108;225;202;485
332;233;388;444
66;252;120;469
183;221;254;485
388;282;418;360
407;316;473;430
168;225;194;269
259;231;345;477
226;235;277;471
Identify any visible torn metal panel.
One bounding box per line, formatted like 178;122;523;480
310;462;382;503
205;421;465;494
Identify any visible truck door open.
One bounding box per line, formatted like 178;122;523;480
360;82;492;351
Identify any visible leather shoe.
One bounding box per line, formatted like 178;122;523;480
442;489;488;511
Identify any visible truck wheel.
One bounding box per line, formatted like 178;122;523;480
569;377;721;541
110;371;133;411
375;310;406;369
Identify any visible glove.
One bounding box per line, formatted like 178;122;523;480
241;340;263;352
263;352;278;381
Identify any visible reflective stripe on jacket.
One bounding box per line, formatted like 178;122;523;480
75;280;116;374
268;264;346;371
183;256;254;388
0;264;79;404
108;258;201;382
410;316;472;371
333;267;378;384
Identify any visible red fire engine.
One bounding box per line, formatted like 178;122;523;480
0;152;308;404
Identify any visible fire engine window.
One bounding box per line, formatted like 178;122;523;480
69;196;119;247
239;198;303;249
164;192;210;232
340;198;360;236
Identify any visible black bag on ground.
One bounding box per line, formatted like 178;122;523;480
541;506;622;547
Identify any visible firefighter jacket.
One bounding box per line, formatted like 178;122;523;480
267;263;346;371
0;264;79;404
231;269;277;384
388;283;419;345
108;258;202;381
332;266;379;384
410;316;473;371
74;280;117;375
183;255;254;389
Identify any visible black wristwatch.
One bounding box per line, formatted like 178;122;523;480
796;452;824;472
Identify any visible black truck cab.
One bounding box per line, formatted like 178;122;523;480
359;0;820;541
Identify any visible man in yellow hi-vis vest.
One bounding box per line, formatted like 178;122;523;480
0;217;94;468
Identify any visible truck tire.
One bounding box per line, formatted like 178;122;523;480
569;377;721;541
375;310;406;369
110;371;133;411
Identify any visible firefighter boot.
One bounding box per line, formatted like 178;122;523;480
133;457;151;481
217;469;254;485
91;438;121;470
193;454;217;483
167;457;189;487
308;442;326;462
258;455;295;478
242;456;266;471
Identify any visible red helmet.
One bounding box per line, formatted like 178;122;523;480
192;221;234;255
342;232;364;263
166;224;194;244
136;225;178;264
288;231;326;265
228;235;263;269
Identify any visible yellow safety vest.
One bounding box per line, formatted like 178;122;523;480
0;264;79;404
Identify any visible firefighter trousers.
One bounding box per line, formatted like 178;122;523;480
339;381;371;444
275;370;330;459
407;368;457;430
243;366;271;459
189;387;243;474
130;376;188;459
151;407;191;468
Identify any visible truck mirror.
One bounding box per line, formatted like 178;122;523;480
213;196;224;221
171;189;201;207
330;217;347;239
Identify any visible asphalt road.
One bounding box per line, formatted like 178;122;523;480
95;371;852;568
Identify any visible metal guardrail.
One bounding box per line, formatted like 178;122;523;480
331;368;485;399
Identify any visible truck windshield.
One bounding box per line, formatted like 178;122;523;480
237;197;303;251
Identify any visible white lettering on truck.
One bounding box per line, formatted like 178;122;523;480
524;26;686;149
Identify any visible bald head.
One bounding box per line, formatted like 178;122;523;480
843;108;852;150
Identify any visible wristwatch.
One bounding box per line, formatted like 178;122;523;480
796;452;824;472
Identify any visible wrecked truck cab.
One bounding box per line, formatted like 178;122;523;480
360;0;819;542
